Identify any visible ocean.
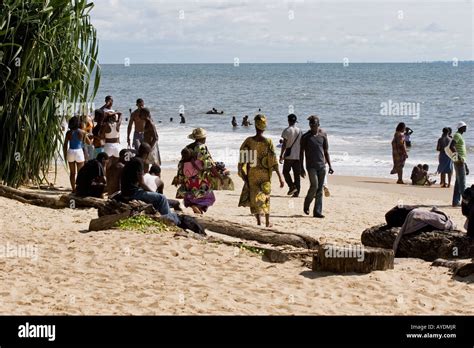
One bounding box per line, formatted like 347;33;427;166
93;63;474;178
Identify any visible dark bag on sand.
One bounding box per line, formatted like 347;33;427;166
385;205;420;227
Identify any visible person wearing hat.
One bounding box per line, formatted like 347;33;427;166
173;128;217;214
280;114;303;197
450;121;468;207
300;115;334;218
238;114;284;227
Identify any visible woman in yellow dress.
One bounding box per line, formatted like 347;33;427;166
238;114;284;227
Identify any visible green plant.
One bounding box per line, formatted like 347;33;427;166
0;0;100;187
239;244;265;256
116;215;178;234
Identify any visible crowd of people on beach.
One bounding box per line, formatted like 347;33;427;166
391;121;469;207
63;96;335;228
63;95;469;230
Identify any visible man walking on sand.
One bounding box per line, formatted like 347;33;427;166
127;98;146;150
280;114;302;197
450;121;468;207
300;115;334;218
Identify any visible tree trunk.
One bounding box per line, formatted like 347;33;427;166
0;184;67;208
361;224;474;261
0;185;320;251
432;258;474;277
312;243;394;273
195;216;319;250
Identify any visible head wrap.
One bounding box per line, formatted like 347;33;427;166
254;114;267;131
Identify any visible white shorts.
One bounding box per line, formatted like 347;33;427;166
67;149;85;163
104;142;121;158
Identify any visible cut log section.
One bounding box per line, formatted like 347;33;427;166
312;244;394;273
361;224;474;261
88;211;132;231
195;216;319;250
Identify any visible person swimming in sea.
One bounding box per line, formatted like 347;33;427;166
242;115;251;127
231;116;237;127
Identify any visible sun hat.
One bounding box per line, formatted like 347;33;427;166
457;121;467;129
254;114;267;131
188;128;207;140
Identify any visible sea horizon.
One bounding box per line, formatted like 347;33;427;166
93;62;474;181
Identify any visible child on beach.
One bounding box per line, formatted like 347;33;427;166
411;164;436;186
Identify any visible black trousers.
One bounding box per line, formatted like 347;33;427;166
283;159;301;193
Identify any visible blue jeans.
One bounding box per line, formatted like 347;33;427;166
304;167;326;216
452;162;466;206
131;189;180;225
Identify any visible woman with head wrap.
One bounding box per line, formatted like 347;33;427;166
238;114;284;227
173;128;217;214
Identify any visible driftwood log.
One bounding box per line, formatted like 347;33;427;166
195;216;319;250
175;230;318;264
0;184;108;210
312;244;394;273
431;258;474;277
361;224;474;261
1;184;319;251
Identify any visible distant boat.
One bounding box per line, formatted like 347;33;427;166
205;109;224;115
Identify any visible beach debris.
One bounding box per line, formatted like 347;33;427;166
361;224;474;261
312;244;394;274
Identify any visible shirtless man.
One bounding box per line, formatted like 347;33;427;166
127;98;146;150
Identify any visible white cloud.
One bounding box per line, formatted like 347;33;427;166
90;0;473;63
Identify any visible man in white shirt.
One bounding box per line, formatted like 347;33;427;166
143;164;164;194
279;114;302;197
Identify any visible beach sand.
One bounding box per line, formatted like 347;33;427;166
0;167;473;315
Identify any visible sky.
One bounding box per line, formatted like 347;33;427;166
90;0;473;64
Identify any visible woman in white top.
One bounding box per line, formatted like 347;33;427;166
100;110;122;158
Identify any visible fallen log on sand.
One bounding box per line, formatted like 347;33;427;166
195;216;319;250
431;258;474;277
312;244;394;273
175;230;318;264
361;224;474;261
0;184;107;209
1;185;319;251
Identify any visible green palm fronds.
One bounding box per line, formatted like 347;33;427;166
0;0;100;187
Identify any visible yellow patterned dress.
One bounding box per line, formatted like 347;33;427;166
238;137;279;214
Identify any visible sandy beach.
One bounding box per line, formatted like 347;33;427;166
0;167;472;315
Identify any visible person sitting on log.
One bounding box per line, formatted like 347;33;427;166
107;149;133;196
120;143;201;233
75;152;109;198
145;164;182;211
